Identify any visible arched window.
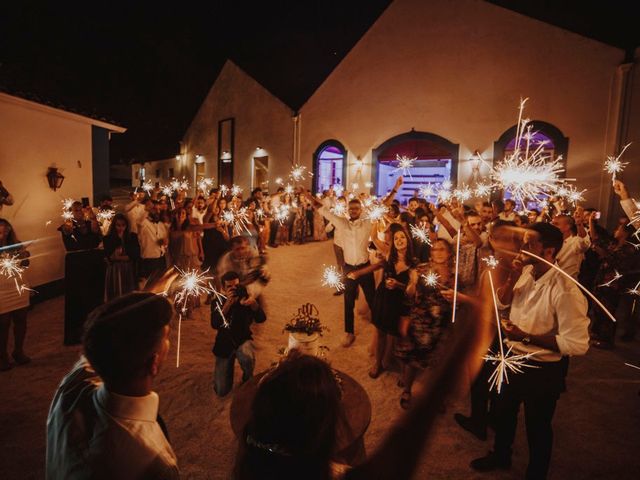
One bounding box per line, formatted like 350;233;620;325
372;130;459;202
313;140;346;194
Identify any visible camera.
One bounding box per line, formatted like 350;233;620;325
234;285;249;300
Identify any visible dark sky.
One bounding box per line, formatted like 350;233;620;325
1;1;638;164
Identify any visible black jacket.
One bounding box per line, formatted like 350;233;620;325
211;302;266;358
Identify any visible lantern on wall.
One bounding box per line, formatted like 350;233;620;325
46;167;65;191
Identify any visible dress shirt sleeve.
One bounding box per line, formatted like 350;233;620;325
319;206;347;228
621;198;640;227
554;289;590;356
576;234;591;252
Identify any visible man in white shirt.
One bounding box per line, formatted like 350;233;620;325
124;191;146;234
498;198;517;222
551;211;590;278
46;293;179;479
471;222;589;479
315;177;402;347
137;202;169;283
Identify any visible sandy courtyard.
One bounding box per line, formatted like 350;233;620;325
1;240;639;479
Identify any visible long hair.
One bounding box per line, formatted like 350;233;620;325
106;213;130;238
170;208;190;231
388;223;414;266
234;351;342;480
0;218;20;247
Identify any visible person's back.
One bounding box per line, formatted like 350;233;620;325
46;293;178;480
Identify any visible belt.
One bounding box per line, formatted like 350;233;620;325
345;261;370;268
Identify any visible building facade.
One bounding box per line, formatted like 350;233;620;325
142;0;639;225
0;92;125;290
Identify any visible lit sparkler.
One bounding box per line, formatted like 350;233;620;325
142;180;154;194
331;202;346;217
364;181;374;188
395;154;416;177
321;265;345;291
351;183;359;190
604;143;631;183
0;252;32;295
419;184;436;199
453;184;472;202
62;198;74;211
161;185;174;197
255;208;265;220
96;209;115;224
451;228;461;323
333;184;344;196
366;204;388;221
474;183;492;198
197;178;214;195
410;223;432;245
61;211;73;222
180;178;190;191
421;271;441;287
290;164;310;182
598;270;622;288
482;255;500;270
441;180;453;190
173;268;217;367
275;177;284;185
231;184;242;197
170;178;182;191
284;184;294;196
627;279;640;297
274;205;291;225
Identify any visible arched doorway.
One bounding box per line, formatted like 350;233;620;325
372;131;459;202
313;140;347;194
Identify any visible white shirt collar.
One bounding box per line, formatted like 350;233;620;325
96;385;159;422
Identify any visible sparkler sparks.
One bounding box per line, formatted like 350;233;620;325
161;185;174;197
321;265;345;291
61;211;73;222
0;252;32;295
142;180;154;194
474;183;492;198
62;198;74;211
418;184;436;199
365;204;388;221
333;184;344;196
604;143;631;182
173;268;218;367
197;177;214;194
421;271;441;287
275;177;284;185
410;224;432;245
364;181;374;189
274;205;291;225
219;184;229;196
491;99;567;208
284;184;295;196
598;270;623;288
290;164;310;182
395;154;416;177
627;280;640;296
331;202;346;217
351;183;359;190
482;255;500;270
96;209;114;224
170;179;182;191
453;184;472;202
230;184;242;197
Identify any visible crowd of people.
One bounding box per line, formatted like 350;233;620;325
1;173;639;479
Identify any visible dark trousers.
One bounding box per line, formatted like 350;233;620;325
470;336;500;427
493;359;567;480
333;244;345;271
269;221;279;245
343;262;375;334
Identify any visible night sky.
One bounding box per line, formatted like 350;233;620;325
1;1;638;164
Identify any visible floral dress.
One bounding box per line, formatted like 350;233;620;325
396;266;452;367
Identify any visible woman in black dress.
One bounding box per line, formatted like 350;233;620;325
103;214;140;300
348;223;414;378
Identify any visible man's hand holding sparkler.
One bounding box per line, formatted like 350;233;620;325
613;180;630;200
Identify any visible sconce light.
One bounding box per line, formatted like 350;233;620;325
195;154;205;164
220;151;232;163
355;156;364;172
175;154;181;161
46;167;65;191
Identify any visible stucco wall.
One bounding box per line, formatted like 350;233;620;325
299;0;625;212
182;60;294;192
0;96;95;287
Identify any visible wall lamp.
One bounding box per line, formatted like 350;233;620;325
46;167;65;191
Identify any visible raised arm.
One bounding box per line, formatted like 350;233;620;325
382;176;404;206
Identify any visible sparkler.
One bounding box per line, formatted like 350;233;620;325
491;99;567;208
410;223;432;245
331;202;346;217
255;208;265;220
441;180;453;190
598;270;623;288
451;228;461;323
474;183;492;198
484;268;538;393
62;198;74;211
284;184;294;196
170;179;182;192
625;362;640;371
421;271;441;287
0;252;32;295
364;181;374;189
521;249;616;322
161;185;174;197
219;184;229;196
395;154;416;177
274;205;291;225
61;211;73;222
604;143;631;183
290;164;310;182
365;204;388;221
231;184;242;197
321;265;345;291
172;268;218;367
197;178;214;195
418;184;436;199
482;255;500;270
351;183;359;190
96;209;114;224
142;180;154;194
453;184;472;203
627;279;640;296
333;184;344;196
275;177;284;185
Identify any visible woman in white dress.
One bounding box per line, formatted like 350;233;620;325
0;218;31;371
